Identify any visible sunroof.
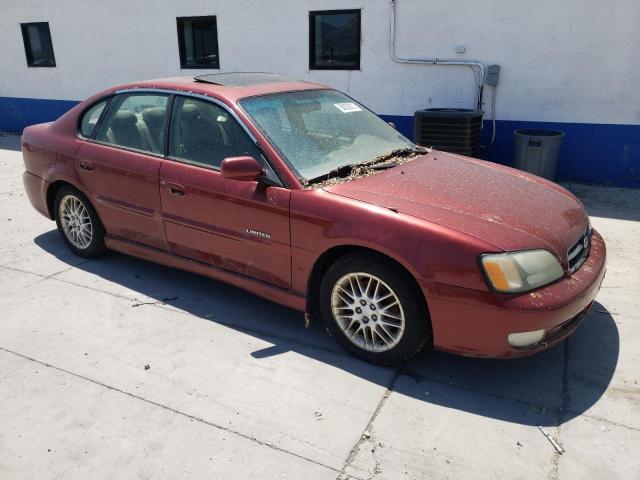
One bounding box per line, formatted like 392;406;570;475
193;72;296;87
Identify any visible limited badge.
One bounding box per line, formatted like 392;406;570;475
246;228;271;239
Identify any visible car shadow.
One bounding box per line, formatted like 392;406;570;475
34;229;619;427
562;181;640;222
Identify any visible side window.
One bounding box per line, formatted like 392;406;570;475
96;94;169;154
169;96;261;169
79;100;108;138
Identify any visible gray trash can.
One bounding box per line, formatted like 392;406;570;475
513;129;565;180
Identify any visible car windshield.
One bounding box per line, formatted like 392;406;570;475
240;89;414;181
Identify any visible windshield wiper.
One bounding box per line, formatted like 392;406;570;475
305;163;358;185
305;146;430;186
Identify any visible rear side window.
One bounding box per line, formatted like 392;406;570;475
96;94;169;154
79;100;108;138
169;96;260;169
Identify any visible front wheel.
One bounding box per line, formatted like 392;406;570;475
319;253;431;365
54;185;107;258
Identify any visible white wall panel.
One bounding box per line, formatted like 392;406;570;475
1;0;639;124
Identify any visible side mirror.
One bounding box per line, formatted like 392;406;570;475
220;156;265;181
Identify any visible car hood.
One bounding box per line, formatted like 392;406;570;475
323;151;589;258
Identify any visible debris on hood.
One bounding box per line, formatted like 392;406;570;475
305;147;431;189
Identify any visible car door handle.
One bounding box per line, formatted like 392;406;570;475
79;160;93;172
167;182;186;197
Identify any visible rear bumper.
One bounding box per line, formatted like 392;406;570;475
23;171;51;219
424;229;607;358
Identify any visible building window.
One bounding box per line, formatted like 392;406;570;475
20;22;56;67
177;16;220;69
309;10;360;70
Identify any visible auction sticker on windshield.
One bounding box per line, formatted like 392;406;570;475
334;103;362;113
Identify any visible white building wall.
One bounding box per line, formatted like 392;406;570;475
2;0;639;125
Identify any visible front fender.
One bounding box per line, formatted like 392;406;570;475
290;189;499;295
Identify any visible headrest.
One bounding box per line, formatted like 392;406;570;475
111;110;137;127
181;103;201;119
141;107;165;126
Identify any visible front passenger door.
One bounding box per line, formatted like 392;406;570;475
159;96;292;288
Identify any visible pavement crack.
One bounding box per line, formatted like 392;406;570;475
405;367;558;412
570;412;640;432
0;346;348;477
0;188;24;196
559;340;572;425
0;261;87;281
0;263;85;298
405;365;640;433
337;367;401;479
549;340;571;480
131;296;178;307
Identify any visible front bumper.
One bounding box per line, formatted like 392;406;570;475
424;229;607;358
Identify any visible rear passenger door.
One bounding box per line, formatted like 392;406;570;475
159;95;292;288
76;93;170;250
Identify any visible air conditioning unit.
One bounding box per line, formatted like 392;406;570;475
414;108;483;157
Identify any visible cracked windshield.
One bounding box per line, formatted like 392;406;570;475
240;89;414;182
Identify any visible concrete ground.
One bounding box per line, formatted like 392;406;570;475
0;132;638;479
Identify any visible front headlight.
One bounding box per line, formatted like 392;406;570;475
480;249;564;293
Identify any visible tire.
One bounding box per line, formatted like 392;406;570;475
54;185;107;258
319;252;431;365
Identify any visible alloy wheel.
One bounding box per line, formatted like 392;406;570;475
331;272;406;352
59;194;93;249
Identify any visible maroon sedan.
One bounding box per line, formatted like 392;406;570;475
22;73;606;364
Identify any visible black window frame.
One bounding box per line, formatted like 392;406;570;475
20;22;56;68
92;92;172;158
167;95;225;170
77;89;283;186
167;95;258;170
77;97;113;139
309;9;361;71
176;16;220;69
165;94;283;186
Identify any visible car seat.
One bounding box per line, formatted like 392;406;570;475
104;110;151;152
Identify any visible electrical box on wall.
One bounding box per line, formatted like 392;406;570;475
486;64;501;86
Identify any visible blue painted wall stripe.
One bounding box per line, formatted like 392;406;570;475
1;96;639;188
0;97;79;133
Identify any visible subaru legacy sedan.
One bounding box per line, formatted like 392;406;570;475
22;73;606;364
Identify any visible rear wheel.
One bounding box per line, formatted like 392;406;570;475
54;185;107;258
319;253;431;365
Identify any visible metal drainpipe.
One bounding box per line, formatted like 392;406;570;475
390;0;485;110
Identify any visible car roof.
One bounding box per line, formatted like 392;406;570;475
113;73;327;103
194;72;296;86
